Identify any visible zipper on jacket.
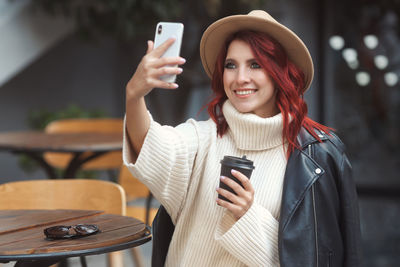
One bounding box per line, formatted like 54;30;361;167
309;144;319;267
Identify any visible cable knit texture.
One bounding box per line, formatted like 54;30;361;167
123;100;287;266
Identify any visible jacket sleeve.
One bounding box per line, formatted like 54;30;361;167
338;152;363;266
215;202;280;266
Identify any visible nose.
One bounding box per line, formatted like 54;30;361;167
236;67;251;84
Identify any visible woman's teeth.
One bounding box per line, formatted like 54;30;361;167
235;90;256;95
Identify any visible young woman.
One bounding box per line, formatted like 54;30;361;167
124;10;362;267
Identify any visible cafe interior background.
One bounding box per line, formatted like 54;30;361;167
0;0;399;266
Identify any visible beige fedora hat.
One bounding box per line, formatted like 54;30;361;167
200;10;314;92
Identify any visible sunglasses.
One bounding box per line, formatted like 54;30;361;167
44;224;100;239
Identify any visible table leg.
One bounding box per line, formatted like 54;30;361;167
79;256;87;267
62;152;83;178
62;152;107;178
14;258;60;267
23;152;58;179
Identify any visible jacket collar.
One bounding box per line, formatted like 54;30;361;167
279;127;327;232
297;126;329;149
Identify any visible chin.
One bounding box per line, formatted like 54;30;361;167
233;105;254;114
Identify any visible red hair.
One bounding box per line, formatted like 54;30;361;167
207;31;332;158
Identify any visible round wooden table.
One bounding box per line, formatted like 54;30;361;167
0;210;151;266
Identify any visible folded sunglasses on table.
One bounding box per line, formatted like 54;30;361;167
44;224;100;239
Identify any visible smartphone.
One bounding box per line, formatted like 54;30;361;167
154;22;184;83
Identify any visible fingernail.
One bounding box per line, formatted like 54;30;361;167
177;68;183;73
231;169;237;174
169;83;178;88
179;57;186;63
220;176;225;180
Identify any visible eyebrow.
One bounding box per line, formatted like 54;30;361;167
224;58;258;64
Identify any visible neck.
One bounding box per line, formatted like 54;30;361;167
222;100;285;151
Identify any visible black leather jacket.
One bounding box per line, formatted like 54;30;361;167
151;127;363;267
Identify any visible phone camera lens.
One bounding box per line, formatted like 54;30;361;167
158;25;162;34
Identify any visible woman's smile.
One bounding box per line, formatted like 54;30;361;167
234;89;258;97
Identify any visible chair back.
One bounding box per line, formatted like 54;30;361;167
118;165;158;225
44;118;123;170
118;165;150;201
0;179;126;215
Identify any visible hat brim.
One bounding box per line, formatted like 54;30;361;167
200;12;314;92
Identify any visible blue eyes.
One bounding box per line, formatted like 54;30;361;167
224;62;261;69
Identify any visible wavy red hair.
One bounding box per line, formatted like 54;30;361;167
207;30;332;158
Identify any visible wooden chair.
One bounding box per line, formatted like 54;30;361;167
0;179;126;267
44;118;123;171
43;118;155;266
118;165;158;225
118;165;158;267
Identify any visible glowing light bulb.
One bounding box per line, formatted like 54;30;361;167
363;35;379;49
384;72;398;86
355;72;371;86
342;48;359;69
342;48;357;63
329;35;345;50
348;59;359;70
374;55;389;70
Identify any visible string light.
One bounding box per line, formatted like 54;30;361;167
342;48;359;69
329;33;399;87
363;35;379;49
355;72;371;86
384;72;399;86
374;55;389;70
329;35;345;50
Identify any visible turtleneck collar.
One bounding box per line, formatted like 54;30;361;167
222;100;284;151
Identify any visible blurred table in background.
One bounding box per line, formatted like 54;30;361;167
0;131;122;179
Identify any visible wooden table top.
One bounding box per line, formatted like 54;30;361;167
0;209;151;261
0;131;122;153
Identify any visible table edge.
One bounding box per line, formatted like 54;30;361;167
0;226;151;262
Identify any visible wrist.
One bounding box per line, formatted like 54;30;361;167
126;82;144;103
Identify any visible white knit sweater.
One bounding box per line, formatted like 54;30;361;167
123;100;288;267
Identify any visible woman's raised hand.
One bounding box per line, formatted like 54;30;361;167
216;169;255;220
125;38;185;156
126;38;186;101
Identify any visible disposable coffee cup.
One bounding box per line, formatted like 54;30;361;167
218;155;255;203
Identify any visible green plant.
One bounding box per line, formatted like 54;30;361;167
27;104;106;130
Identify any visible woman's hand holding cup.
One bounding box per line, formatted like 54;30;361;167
216;169;255;221
216;155;255;220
